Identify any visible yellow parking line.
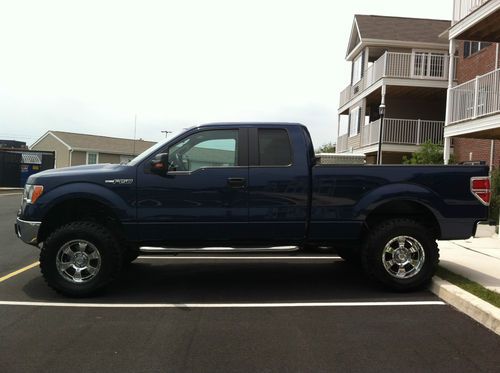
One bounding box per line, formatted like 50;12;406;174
0;262;39;283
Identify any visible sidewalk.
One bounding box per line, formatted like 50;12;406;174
438;235;500;294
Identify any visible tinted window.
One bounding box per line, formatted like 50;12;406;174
258;129;292;166
169;130;238;171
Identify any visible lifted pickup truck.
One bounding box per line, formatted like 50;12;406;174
15;123;490;296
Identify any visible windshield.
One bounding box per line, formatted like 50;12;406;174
127;127;193;166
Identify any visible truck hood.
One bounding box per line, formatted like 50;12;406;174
26;164;131;186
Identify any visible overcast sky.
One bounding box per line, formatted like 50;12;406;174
0;0;452;148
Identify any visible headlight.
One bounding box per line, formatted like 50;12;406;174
23;184;44;204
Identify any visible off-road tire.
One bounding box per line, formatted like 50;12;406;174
361;218;439;291
40;221;122;297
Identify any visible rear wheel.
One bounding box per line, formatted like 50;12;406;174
361;218;439;291
40;221;122;297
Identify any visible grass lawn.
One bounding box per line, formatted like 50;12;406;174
437;266;500;308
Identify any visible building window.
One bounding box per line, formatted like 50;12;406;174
87;152;98;165
352;52;363;84
349;107;361;137
464;41;491;58
339;115;349;136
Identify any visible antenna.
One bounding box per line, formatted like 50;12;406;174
161;130;172;139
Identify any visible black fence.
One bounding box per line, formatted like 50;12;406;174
0;150;55;188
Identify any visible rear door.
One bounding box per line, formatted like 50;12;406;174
247;127;310;244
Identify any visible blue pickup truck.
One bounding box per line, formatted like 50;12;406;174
15;123;490;296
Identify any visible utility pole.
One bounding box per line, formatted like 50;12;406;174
133;114;137;155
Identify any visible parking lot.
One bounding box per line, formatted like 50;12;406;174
1;192;500;372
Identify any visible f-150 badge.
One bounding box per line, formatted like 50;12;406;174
104;179;134;185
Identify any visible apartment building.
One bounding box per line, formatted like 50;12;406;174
336;15;452;164
443;0;500;166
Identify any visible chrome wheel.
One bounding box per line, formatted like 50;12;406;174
56;240;101;283
382;236;425;279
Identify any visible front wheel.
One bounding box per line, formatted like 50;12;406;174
40;221;122;297
361;218;439;291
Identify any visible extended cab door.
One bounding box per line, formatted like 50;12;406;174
136;128;249;244
247;127;310;244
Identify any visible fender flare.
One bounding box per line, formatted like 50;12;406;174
36;182;133;222
353;183;444;225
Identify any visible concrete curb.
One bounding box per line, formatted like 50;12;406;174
431;276;500;336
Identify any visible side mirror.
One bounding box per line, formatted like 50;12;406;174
150;153;169;175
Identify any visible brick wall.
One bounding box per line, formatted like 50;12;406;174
453;138;500;167
455;41;499;84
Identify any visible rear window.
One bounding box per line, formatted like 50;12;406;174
258;129;292;166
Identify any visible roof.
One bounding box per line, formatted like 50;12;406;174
355;15;451;44
33;131;157;155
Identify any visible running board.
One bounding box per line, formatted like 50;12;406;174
139;246;300;253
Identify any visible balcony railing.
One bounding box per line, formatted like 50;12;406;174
337;118;444;153
453;0;491;24
337;134;349;153
339;52;452;108
360;118;445;147
449;68;500;124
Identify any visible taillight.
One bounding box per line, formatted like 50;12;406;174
471;177;491;206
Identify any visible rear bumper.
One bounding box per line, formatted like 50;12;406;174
15;218;41;246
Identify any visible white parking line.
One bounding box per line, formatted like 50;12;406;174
0;193;22;197
137;256;343;260
0;300;446;308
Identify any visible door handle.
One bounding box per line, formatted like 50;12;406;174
227;177;246;188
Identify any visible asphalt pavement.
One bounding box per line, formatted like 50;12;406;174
1;193;499;373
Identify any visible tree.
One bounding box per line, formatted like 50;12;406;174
402;141;446;165
316;142;336;153
489;168;500;223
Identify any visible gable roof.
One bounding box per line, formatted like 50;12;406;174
32;131;157;155
347;15;451;58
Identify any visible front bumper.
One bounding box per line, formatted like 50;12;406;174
15;218;41;246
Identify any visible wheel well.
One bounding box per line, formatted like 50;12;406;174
365;200;441;239
38;198;124;243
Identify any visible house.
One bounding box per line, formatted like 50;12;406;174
336;15;453;164
443;0;500;166
30;131;156;168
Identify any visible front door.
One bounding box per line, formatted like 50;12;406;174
136;128;249;245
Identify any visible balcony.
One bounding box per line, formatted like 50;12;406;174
337;118;445;153
339;52;452;109
449;68;500;124
453;0;491;24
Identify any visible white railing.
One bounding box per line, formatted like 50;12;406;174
449;68;500;124
339;52;452;108
361;118;445;146
453;0;491;24
361;119;381;146
336;134;349;153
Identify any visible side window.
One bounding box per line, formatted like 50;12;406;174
168;130;238;172
258;129;292;166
